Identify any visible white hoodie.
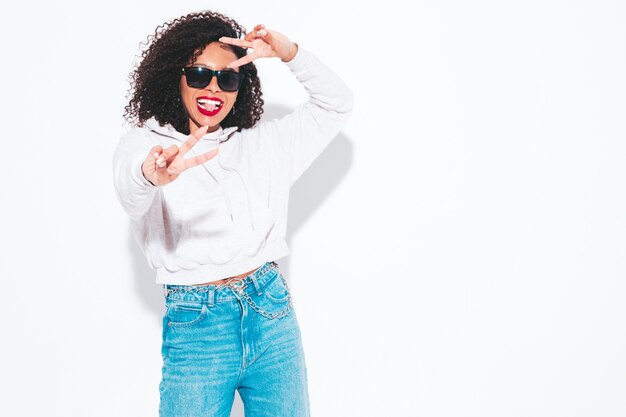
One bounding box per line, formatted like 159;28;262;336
112;45;354;285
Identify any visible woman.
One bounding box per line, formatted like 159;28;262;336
113;10;353;417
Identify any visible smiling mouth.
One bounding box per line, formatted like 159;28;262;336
197;98;223;116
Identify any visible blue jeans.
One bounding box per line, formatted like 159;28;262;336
159;261;311;416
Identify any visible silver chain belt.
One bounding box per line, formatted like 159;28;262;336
230;271;294;320
164;262;293;320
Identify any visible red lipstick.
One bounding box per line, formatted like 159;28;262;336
196;96;223;116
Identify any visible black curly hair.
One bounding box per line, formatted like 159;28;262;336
123;10;264;135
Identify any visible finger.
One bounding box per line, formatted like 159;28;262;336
157;145;178;169
244;24;265;41
156;144;179;168
184;148;219;170
165;164;181;178
179;125;209;155
147;145;163;162
256;28;276;48
226;52;259;70
243;31;261;42
219;36;254;49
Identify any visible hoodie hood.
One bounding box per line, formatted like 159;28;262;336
142;117;258;230
144;117;239;143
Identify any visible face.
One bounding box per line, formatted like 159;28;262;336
180;42;240;134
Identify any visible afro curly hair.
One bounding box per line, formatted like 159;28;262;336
123;10;264;135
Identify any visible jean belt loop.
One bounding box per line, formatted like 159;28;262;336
249;272;262;295
208;285;215;307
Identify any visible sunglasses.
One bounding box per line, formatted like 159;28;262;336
182;66;245;92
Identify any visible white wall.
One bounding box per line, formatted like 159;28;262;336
1;1;624;416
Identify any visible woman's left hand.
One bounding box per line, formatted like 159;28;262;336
219;24;298;69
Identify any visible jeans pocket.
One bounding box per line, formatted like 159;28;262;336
165;301;208;328
263;272;291;304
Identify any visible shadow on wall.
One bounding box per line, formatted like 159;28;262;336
126;103;353;416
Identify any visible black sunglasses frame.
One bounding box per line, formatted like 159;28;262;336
181;67;245;92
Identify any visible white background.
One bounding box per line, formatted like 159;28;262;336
1;1;624;416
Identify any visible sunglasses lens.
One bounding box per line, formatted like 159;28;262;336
185;67;211;88
217;71;243;92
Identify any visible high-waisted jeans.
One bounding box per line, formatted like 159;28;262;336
159;261;311;417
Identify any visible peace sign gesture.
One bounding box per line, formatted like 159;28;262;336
141;125;219;187
219;24;298;70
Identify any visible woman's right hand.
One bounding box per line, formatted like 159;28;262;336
141;125;219;187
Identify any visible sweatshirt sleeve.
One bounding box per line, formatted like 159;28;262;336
112;128;159;219
257;45;354;187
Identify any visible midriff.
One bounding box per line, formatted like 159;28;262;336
195;265;263;286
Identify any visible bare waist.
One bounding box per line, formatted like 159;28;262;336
195;265;263;286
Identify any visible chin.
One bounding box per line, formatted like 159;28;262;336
193;115;223;129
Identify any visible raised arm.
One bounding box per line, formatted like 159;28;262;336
220;25;354;186
256;45;354;186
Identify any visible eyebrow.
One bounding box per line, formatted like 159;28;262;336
189;64;237;71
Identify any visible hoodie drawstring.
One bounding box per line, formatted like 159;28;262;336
267;162;271;208
217;155;256;231
201;165;235;222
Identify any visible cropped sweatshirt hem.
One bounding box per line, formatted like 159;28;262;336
113;44;353;285
155;238;289;285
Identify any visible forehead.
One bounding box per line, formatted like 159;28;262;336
191;42;238;70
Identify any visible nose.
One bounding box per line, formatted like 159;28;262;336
205;74;221;92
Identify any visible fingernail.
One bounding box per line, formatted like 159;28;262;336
153;152;159;158
219;37;223;42
156;157;164;165
158;161;166;168
258;29;266;36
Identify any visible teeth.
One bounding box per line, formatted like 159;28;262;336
197;98;222;112
198;98;222;107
